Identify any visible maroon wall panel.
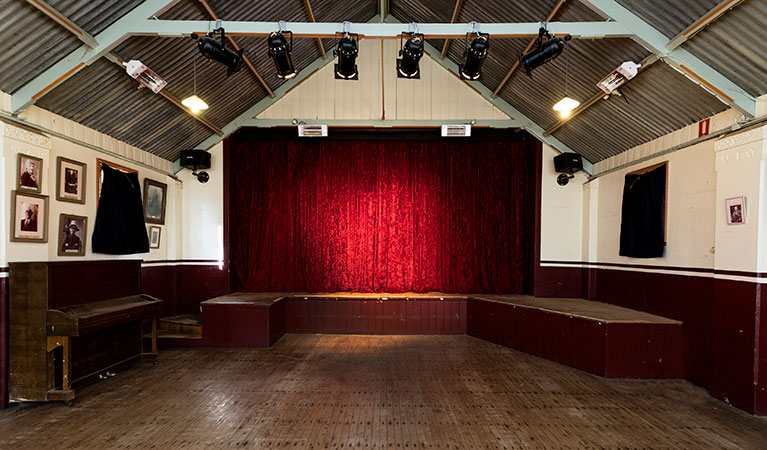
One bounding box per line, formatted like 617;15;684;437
604;323;683;379
1;276;7;409
202;304;271;347
46;260;141;309
590;268;714;387
268;300;286;346
285;298;467;335
141;265;177;317
710;278;758;413
757;284;767;415
534;265;587;298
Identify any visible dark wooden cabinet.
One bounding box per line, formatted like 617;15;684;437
9;260;162;403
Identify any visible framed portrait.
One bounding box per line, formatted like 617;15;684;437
143;178;167;225
96;158;137;201
11;191;49;243
56;157;87;204
726;196;746;225
58;214;87;256
148;225;161;249
17;154;43;193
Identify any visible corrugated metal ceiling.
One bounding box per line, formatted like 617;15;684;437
1;0;763;163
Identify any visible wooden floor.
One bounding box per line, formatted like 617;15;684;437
1;335;766;449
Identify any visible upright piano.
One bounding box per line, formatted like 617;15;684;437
9;260;162;404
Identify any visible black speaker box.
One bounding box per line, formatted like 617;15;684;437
553;153;583;174
180;149;211;170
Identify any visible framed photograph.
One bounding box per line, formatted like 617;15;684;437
96;158;137;202
726;196;746;225
148;226;161;249
143;178;167;225
11;191;49;243
17;154;43;193
58;214;87;256
56;157;87;204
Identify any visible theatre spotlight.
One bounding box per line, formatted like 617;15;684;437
460;32;490;80
268;28;297;79
192;27;243;76
397;33;424;78
520;26;571;76
334;22;359;80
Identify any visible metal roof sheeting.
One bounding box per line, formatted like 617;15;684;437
682;0;767;97
551;63;728;162
0;0;143;93
614;0;722;38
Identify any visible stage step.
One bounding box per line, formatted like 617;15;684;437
158;314;202;337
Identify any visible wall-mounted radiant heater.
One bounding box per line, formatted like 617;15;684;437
298;124;328;137
441;124;472;137
123;60;167;93
597;61;639;97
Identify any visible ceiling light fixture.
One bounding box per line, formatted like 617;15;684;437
269;22;297;80
460;23;489;81
520;24;570;76
182;55;209;114
192;21;243;76
397;24;424;79
123;60;167;93
553;47;579;119
334;22;359;80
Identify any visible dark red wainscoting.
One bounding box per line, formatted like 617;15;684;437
710;278;759;414
589;268;714;388
284;298;467;335
534;265;588;298
757;283;767;415
141;263;230;317
1;276;8;409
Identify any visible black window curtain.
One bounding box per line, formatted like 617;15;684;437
619;164;666;258
92;163;149;255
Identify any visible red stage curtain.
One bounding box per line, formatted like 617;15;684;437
230;138;537;293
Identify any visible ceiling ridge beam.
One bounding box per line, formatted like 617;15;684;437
130;20;633;40
238;119;520;128
440;0;464;60
492;0;567;97
11;0;181;114
581;0;755;118
25;0;98;48
198;0;275;97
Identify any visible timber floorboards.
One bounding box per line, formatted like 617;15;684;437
1;335;766;449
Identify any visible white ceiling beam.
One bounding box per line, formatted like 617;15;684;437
25;0;98;48
237;119;521;128
11;0;180;114
666;0;744;50
582;0;755;118
132;20;633;40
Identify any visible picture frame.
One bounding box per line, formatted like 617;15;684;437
148;225;161;249
56;157;87;204
58;214;87;256
725;196;746;225
143;178;167;225
17;154;43;193
96;158;137;202
11;191;49;243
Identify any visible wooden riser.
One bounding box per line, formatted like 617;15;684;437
158;314;202;337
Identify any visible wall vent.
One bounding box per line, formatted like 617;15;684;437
441;124;472;137
298;124;328;137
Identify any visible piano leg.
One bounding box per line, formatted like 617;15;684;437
46;336;75;403
142;318;159;362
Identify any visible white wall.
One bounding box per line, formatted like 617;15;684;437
179;142;224;262
540;144;584;262
258;39;508;121
0;92;181;267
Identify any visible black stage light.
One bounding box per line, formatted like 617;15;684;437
268;31;297;79
520;27;571;76
397;33;424;78
192;27;243;76
334;34;359;80
460;33;490;80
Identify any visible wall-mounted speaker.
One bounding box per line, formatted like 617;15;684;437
180;149;211;170
553;153;583;174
